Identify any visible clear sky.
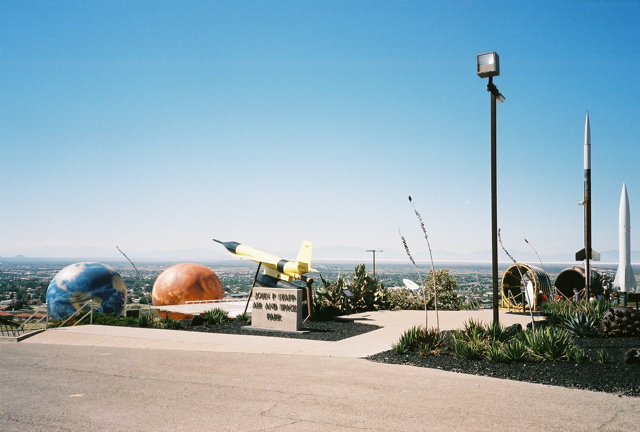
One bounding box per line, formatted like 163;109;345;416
1;1;639;262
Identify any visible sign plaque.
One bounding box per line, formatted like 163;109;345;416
251;288;303;332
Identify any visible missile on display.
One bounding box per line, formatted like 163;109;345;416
213;238;317;318
213;239;316;284
613;184;637;294
576;112;599;296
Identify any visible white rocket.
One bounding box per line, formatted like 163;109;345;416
613;183;637;293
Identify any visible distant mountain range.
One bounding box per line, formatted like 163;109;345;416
1;245;639;265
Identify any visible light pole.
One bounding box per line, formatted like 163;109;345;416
477;52;505;326
366;250;382;278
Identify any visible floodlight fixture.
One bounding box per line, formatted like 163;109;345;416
477;52;500;78
476;51;505;326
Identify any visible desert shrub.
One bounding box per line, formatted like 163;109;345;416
314;275;346;317
427;269;463;311
315;265;389;316
485;321;513;343
386;288;425;310
348;264;380;312
159;317;183;330
137;311;155;328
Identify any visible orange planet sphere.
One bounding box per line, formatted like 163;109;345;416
152;264;223;319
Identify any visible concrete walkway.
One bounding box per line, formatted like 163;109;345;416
17;309;536;357
2;310;639;431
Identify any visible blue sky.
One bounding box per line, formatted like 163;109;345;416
1;1;639;262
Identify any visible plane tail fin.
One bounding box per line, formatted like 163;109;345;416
296;241;315;273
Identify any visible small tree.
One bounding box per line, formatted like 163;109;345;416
428;269;462;311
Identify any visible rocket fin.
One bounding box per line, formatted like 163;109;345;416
575;248;600;261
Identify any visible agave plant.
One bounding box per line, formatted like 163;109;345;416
501;339;528;362
451;337;485;360
597;348;611;364
485;343;508;363
201;308;229;326
393;326;421;354
520;327;575;361
392;325;444;355
567;347;588;364
563;312;598;337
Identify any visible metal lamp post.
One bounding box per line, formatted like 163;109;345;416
366;250;382;278
477;52;505;326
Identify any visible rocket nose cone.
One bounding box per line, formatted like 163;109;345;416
584;112;591;145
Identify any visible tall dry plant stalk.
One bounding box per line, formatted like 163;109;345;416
116;245;152;313
498;230;535;330
408;196;439;329
524;238;547;274
399;230;428;327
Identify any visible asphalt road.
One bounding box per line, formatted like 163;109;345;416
2;341;639;432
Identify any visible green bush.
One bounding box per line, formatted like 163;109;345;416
138;311;155;328
159;317;183;330
386;288;425;310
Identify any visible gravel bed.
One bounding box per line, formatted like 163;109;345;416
184;317;380;341
367;335;640;397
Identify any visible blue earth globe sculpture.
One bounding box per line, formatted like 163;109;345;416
46;262;127;320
